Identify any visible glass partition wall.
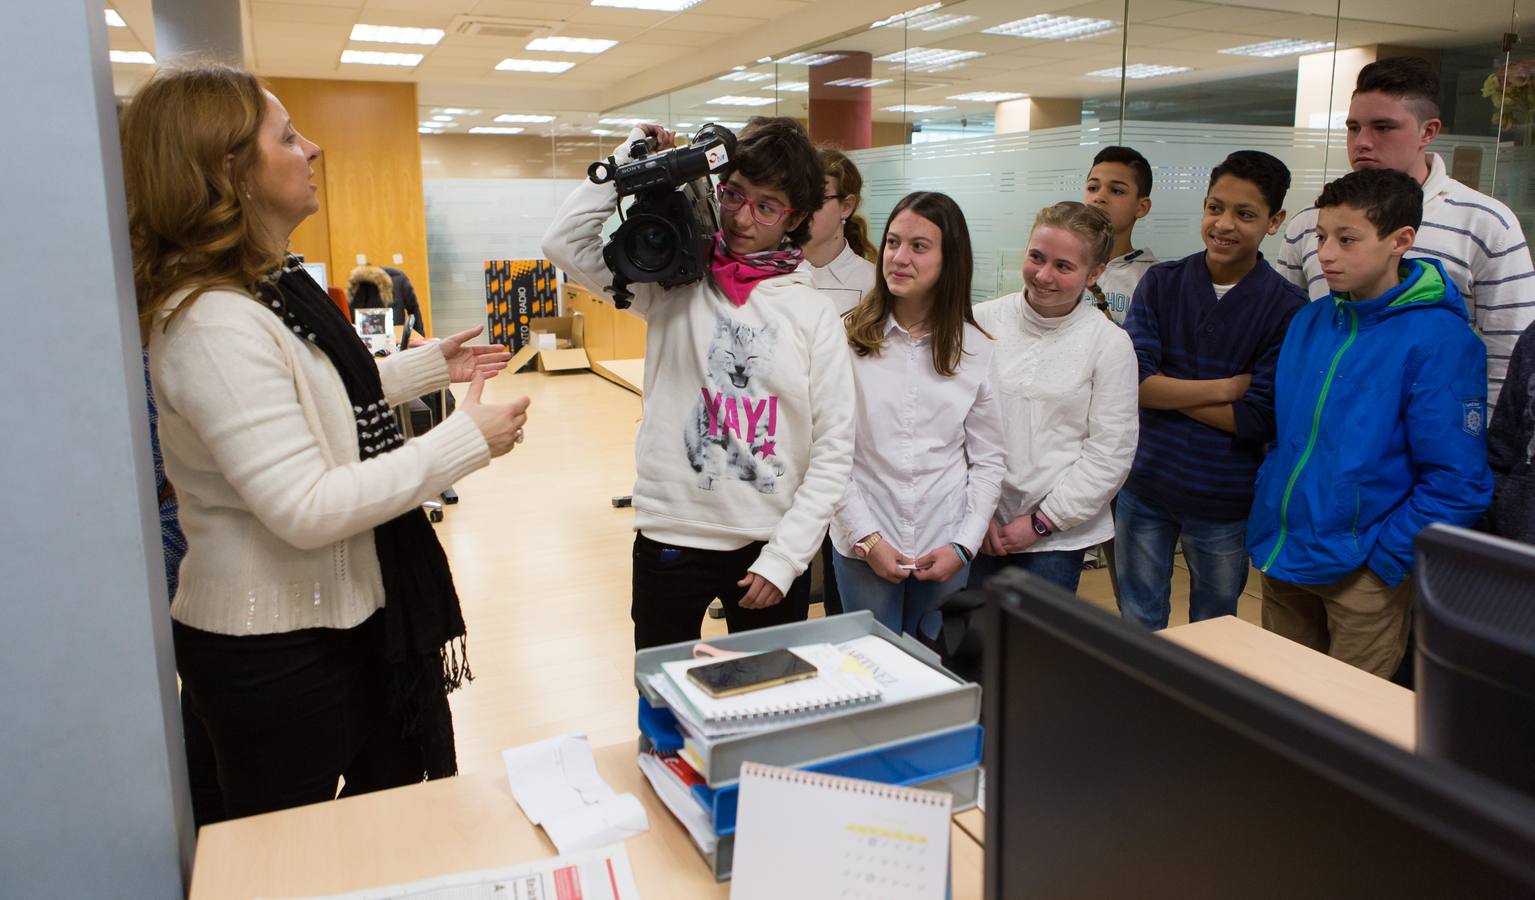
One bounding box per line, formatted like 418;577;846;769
601;0;1530;300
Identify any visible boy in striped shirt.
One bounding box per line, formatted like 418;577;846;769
1279;56;1535;408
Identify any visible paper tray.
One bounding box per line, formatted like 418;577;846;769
698;724;982;836
691;766;981;882
633;610;982;788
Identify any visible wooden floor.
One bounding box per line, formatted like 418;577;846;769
436;369;1265;777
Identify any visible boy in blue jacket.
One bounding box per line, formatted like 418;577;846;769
1248;168;1493;678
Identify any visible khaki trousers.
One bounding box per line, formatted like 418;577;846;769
1260;566;1413;679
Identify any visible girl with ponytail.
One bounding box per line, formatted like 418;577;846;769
804;147;877;315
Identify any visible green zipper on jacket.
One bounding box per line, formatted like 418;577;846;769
1261;302;1359;573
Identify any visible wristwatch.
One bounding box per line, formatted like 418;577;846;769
1031;512;1054;537
854;532;883;559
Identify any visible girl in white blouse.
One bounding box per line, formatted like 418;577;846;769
831;192;1007;638
804;148;878;316
968;201;1140;593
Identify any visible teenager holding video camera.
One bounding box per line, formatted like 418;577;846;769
543;117;856;650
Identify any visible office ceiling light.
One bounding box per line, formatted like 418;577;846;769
885;104;956;113
774;52;846;66
905;13;978;30
431;115;454;122
719;71;773;82
433;107;477;115
421;121;447;128
872;8;977;31
768;81;810;92
496;58;576;73
526;37;618;53
1219;39;1335;58
984;15;1117;40
418;127;441;134
599;116;648;125
875;47;982;72
470;126;525;134
948;91;1027;102
105;9;126;27
341;50;423;67
675;122;696;128
826;77;893;88
869;2;942;28
350;24;444;45
1086;64;1191;79
711;120;749;128
590;0;703;10
109;50;155;64
496;113;558;123
707;95;776;106
591;128;616;136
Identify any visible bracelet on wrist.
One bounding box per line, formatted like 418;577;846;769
951;542;973;565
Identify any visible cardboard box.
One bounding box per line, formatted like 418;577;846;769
507;314;589;373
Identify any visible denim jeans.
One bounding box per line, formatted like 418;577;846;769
832;550;970;639
966;548;1087;594
1113;488;1250;630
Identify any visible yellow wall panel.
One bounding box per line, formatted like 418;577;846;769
267;78;433;333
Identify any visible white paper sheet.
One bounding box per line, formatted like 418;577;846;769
269;843;641;899
501;734;649;854
635;752;718;854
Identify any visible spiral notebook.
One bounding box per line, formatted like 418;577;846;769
659;643;882;730
729;762;952;900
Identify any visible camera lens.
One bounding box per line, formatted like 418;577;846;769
624;220;675;273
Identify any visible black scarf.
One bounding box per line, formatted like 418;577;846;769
262;256;471;780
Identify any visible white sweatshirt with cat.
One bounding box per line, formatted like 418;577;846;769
541;132;855;593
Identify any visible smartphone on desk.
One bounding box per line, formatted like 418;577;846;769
686;648;818;699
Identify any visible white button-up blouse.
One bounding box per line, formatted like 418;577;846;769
831;318;1007;559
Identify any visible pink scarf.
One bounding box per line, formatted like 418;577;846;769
709;233;803;306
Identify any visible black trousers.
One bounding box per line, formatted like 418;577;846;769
819;535;844;615
632;532;812;650
173;611;422;819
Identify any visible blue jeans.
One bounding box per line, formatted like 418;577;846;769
831;551;970;639
966;549;1086;594
1113;488;1249;630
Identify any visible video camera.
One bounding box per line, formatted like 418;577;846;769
587;123;737;308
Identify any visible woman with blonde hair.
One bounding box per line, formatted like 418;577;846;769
968;201;1140;593
831;191;1006;637
125;63;528;817
804;147;877;315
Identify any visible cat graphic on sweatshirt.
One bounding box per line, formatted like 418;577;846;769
685;314;784;493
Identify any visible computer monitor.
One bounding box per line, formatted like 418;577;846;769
981;569;1535;899
1416;524;1535;801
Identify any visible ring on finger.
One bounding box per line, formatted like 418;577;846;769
514;427;525;445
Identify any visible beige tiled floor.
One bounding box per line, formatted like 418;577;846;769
436;369;1265;776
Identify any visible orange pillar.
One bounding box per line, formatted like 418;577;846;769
809;52;873;150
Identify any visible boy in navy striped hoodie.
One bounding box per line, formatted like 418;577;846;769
1115;150;1308;630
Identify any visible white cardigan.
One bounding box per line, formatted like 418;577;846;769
148;288;490;636
972;294;1139;552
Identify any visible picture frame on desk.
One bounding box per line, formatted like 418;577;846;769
353;308;392;355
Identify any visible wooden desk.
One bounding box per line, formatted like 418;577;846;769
1159;615;1415;751
953;615;1416;848
191;740;984;899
